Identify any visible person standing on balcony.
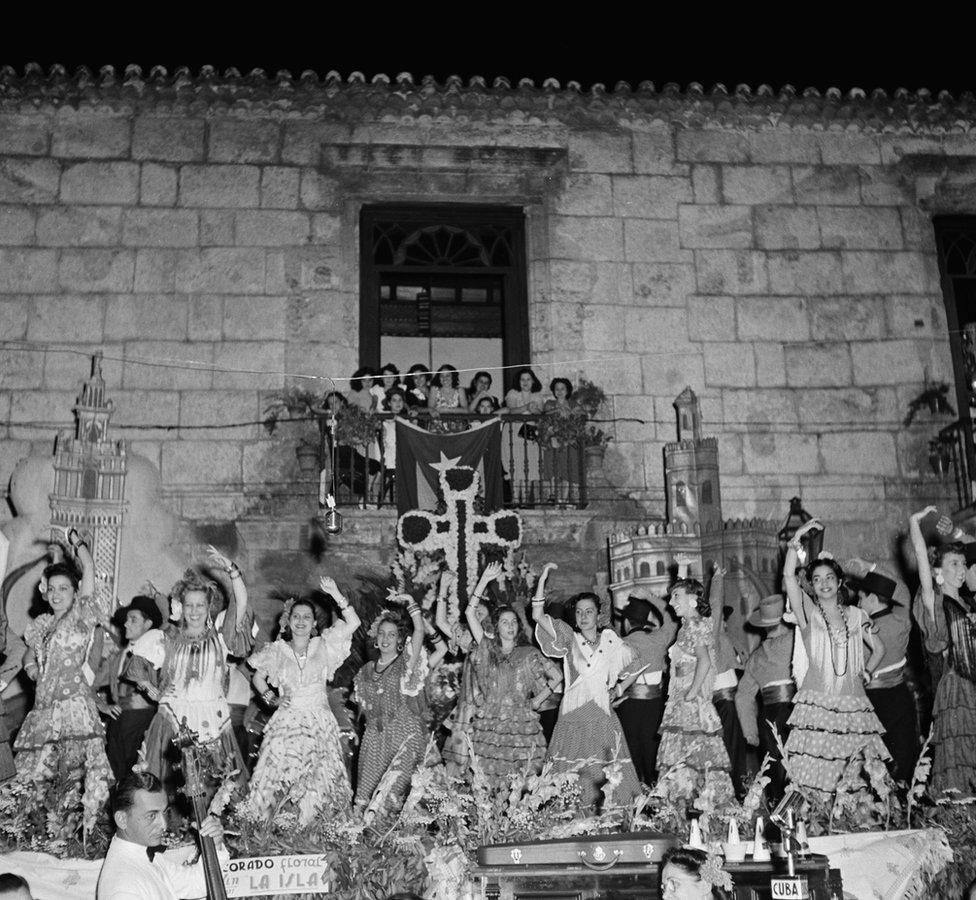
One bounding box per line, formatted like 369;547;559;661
404;364;431;408
910;506;976;795
427;364;467;434
466;371;497;411
348;367;379;411
504;368;544;503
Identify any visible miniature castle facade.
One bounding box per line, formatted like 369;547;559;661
607;388;779;627
49;353;128;603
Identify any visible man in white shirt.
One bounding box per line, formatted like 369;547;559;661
97;772;228;900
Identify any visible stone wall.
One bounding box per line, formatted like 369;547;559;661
0;80;968;586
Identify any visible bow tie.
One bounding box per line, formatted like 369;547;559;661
147;844;167;861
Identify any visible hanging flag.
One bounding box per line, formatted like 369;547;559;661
395;418;504;514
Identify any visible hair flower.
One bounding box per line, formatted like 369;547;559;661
817;550;834;561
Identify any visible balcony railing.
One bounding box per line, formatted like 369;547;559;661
935;418;976;512
320;410;589;510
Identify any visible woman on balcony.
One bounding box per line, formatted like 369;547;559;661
540;377;582;506
405;364;431;408
239;578;360;825
427;364;467;434
531;564;642;811
466;370;498;411
910;505;976;795
139;548;254;803
504;368;545;503
781;519;889;800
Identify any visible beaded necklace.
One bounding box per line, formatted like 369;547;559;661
813;597;849;676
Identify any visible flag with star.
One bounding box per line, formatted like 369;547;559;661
395;418;504;514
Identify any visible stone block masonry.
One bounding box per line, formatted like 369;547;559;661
0;80;964;576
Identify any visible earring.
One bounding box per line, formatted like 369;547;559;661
374;639;380;649
310;623;319;636
396;642;404;653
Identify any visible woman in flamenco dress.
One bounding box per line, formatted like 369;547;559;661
781;519;890;799
239;576;360;823
656;577;735;798
353;599;446;813
910;505;976;795
13;527;112;831
140;547;254;801
531;564;642;811
464;562;558;785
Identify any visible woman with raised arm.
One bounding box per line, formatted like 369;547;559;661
13;527;113;829
910;505;976;794
781;519;889;799
353;598;432;812
464;561;556;785
656;577;735;796
531;564;642;810
140;547;254;799
239;577;360;824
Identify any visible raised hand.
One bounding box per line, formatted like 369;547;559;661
795;518;823;538
480;560;504;583
205;545;232;572
319;575;340;597
912;506;938;522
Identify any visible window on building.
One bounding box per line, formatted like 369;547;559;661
639;562;651;577
675;481;687;509
656;561;666;576
359;205;529;381
934;217;976;418
701;480;713;505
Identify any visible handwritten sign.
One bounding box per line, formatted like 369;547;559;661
222;855;332;898
771;876;810;899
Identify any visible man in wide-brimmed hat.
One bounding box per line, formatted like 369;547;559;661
103;595;166;781
848;557;917;784
735;593;795;802
612;593;676;785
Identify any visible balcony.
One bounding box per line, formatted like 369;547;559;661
933;418;976;512
316;410;590;511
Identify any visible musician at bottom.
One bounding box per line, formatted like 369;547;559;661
97;772;229;900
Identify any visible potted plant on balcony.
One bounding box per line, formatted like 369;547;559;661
573;378;611;467
263;387;325;477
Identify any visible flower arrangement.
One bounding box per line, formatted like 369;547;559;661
334;403;379;449
573;377;611;448
535;378;611;449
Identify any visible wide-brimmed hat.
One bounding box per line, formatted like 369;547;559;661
618;595;665;629
114;594;164;630
747;594;786;628
860;571;898;604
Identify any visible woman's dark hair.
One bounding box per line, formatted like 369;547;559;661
384;387;408;410
549;377;573;399
113;771;163;813
475;395;501;414
280;598;321;642
322;390;348;410
932;541;966;569
350;366;376;392
380;363;401;381
0;873;31;894
434;364;459;388
468;370;493;395
43;561;80;591
406;363;429;388
805;557;845;584
567;591;603;631
672;578;710;618
511;366;542;393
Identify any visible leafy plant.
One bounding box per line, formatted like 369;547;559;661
334;404;379;448
574;377;611;447
904;381;956;426
263;387;324;436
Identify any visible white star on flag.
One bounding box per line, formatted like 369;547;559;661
428;451;462;474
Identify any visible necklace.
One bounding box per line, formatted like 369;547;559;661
291;642;309;674
813;598;849;676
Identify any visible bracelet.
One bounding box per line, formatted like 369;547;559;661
229;567;243;581
531;598;546;606
429;633;443;644
335;598;349;610
261;689;275;703
405;601;420;616
471;593;485;602
788;539;802;552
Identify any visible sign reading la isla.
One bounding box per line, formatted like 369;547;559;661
222;854;332;897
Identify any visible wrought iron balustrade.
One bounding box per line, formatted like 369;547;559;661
934;418;976;512
320;410;589;511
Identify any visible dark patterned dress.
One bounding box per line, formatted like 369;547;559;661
535;616;641;810
784;595;889;797
914;588;976;795
14;592;112;830
353;646;429;809
467;642;555;785
658;615;734;794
